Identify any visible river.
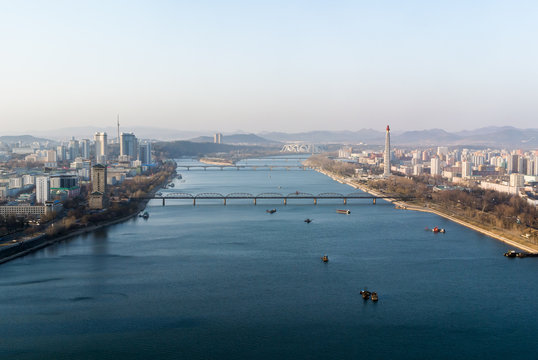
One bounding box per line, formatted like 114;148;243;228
1;156;537;359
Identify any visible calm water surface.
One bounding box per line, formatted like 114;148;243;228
1;156;537;359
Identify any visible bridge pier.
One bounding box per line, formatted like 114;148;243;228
314;198;317;205
344;198;347;205
284;198;287;205
162;198;165;206
253;198;257;205
193;199;196;206
223;198;226;205
373;198;376;205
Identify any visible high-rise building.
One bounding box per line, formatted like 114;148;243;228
462;161;472;179
94;132;108;164
120;132;138;160
431;157;441;176
437;146;449;157
214;133;222;144
91;164;107;193
35;176;50;204
56;145;67;162
80;139;90;159
46;150;57;162
22;174;35;186
507;154;519;174
68;137;79;161
509;173;524;188
89;164;107;209
138;142;152;165
384;125;391;177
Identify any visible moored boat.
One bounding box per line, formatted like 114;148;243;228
432;226;446;233
371;292;378;302
360;290;371;300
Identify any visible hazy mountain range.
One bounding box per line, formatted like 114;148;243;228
2;126;537;148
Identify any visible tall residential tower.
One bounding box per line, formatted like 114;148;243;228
94;132;108;164
384;125;391;177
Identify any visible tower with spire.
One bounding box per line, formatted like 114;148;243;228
117;114;120;144
384;125;391;177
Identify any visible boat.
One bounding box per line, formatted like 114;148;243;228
360;290;371;300
321;255;329;262
432;226;446;233
504;250;518;257
266;209;277;214
304;218;312;223
371;292;378;302
168;183;175;188
177;174;182;179
141;211;149;219
336;209;351;214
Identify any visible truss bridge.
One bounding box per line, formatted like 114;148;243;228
134;191;411;206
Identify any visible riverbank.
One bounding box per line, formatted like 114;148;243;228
0;165;176;265
314;167;538;253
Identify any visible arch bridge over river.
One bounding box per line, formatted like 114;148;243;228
135;191;412;206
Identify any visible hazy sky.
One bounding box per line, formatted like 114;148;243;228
1;0;537;134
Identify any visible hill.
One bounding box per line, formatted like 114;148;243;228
190;133;279;145
0;135;55;145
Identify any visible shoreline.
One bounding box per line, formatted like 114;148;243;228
314;168;538;254
0;167;175;265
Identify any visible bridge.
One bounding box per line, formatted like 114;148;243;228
176;165;310;171
135;191;411;206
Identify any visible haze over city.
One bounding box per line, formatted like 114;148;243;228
2;0;538;133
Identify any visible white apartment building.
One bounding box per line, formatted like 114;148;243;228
35;176;50;204
431;157;441;176
461;161;472;179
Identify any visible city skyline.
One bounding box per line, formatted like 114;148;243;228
1;1;538;133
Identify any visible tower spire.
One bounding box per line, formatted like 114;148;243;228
117;114;120;144
384;125;391;177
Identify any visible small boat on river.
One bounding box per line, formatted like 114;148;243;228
336;209;351;215
139;211;149;219
371;292;379;302
304;218;312;223
360;290;371;300
321;255;329;263
266;209;277;214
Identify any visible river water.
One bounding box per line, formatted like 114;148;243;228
1;156;537;359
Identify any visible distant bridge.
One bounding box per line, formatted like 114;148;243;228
280;144;326;153
134;191;411;206
176;165;310;171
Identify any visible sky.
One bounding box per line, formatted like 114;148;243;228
1;0;537;134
